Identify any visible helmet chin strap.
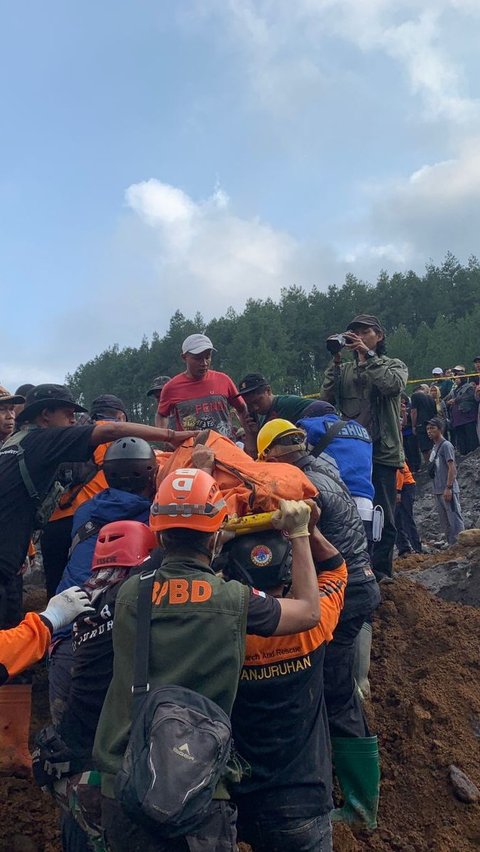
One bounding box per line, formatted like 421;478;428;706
209;530;222;566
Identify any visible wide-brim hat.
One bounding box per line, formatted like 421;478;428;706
146;376;171;396
16;383;87;424
0;386;25;406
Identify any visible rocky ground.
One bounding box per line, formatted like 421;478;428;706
1;451;479;850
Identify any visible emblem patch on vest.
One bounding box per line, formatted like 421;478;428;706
250;544;273;567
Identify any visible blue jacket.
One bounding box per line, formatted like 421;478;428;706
54;488;151;639
298;414;374;501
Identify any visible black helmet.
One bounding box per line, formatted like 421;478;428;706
221;531;292;591
103;437;157;495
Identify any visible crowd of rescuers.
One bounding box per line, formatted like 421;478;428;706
0;315;417;851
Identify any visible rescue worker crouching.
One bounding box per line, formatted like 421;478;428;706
222;526;347;852
93;468;322;851
257;418;381;829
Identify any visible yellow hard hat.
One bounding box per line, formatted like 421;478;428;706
257;419;306;460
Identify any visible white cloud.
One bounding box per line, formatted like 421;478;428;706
348;140;480;265
123;178;298;300
192;0;480;124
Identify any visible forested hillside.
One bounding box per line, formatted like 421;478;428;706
67;254;480;421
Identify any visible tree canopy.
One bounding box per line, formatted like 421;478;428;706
67;254;480;421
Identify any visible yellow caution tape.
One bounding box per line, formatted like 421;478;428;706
301;372;480;397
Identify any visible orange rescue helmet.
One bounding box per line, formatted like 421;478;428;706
150;468;228;534
92;520;157;570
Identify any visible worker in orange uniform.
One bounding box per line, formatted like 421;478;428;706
395;462;423;557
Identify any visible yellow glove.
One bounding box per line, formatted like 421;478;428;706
271;499;311;539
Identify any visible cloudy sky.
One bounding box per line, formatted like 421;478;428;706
1;0;480;388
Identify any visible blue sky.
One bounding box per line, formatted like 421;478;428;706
2;0;480;388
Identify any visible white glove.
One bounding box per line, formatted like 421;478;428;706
271;499;311;539
41;586;95;632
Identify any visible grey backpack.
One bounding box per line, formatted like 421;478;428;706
114;568;233;837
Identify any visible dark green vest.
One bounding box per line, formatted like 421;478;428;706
93;554;249;797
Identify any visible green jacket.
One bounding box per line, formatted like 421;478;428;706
93;553;249;798
320;355;408;467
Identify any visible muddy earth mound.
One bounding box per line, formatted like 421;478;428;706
334;575;480;852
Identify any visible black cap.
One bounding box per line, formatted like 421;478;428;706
233;373;269;398
90;394;128;421
474;356;480;362
346;314;384;333
15;384;35;397
146;376;171;397
426;416;444;429
16;384;87;424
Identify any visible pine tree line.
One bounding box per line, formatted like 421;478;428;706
67;253;480;421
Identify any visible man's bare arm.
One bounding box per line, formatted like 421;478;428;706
90;421;197;448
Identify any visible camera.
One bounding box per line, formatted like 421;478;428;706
326;333;351;354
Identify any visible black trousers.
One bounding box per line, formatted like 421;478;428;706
41;516;74;600
0;571;23;629
372;463;397;580
101;797;237;851
395;484;422;554
324;612;370;739
403;434;420;473
455;421;478;456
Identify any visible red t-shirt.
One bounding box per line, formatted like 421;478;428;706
157;370;245;440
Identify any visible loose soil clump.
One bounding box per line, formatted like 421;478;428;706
336;574;480;852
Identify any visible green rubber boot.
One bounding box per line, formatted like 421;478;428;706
331;736;380;829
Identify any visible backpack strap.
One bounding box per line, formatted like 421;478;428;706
68;520;103;558
57;464;99;511
310;419;346;458
131;566;157;715
2;429;41;502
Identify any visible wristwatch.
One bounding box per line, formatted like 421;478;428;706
365;349;376;359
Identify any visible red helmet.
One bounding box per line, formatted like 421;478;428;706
150;468;228;534
92;520;157;570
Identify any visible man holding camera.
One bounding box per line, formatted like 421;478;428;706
320;314;408;581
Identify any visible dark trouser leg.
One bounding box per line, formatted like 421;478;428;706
397;484;422;553
394;502;411;555
403;435;420;472
324;613;370;739
41;516;74;600
237;809;332;852
60;811;92;852
464;421;479;454
455;425;468;455
372;463;397;580
48;638;74;726
0;571;23;629
101;797;237;852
